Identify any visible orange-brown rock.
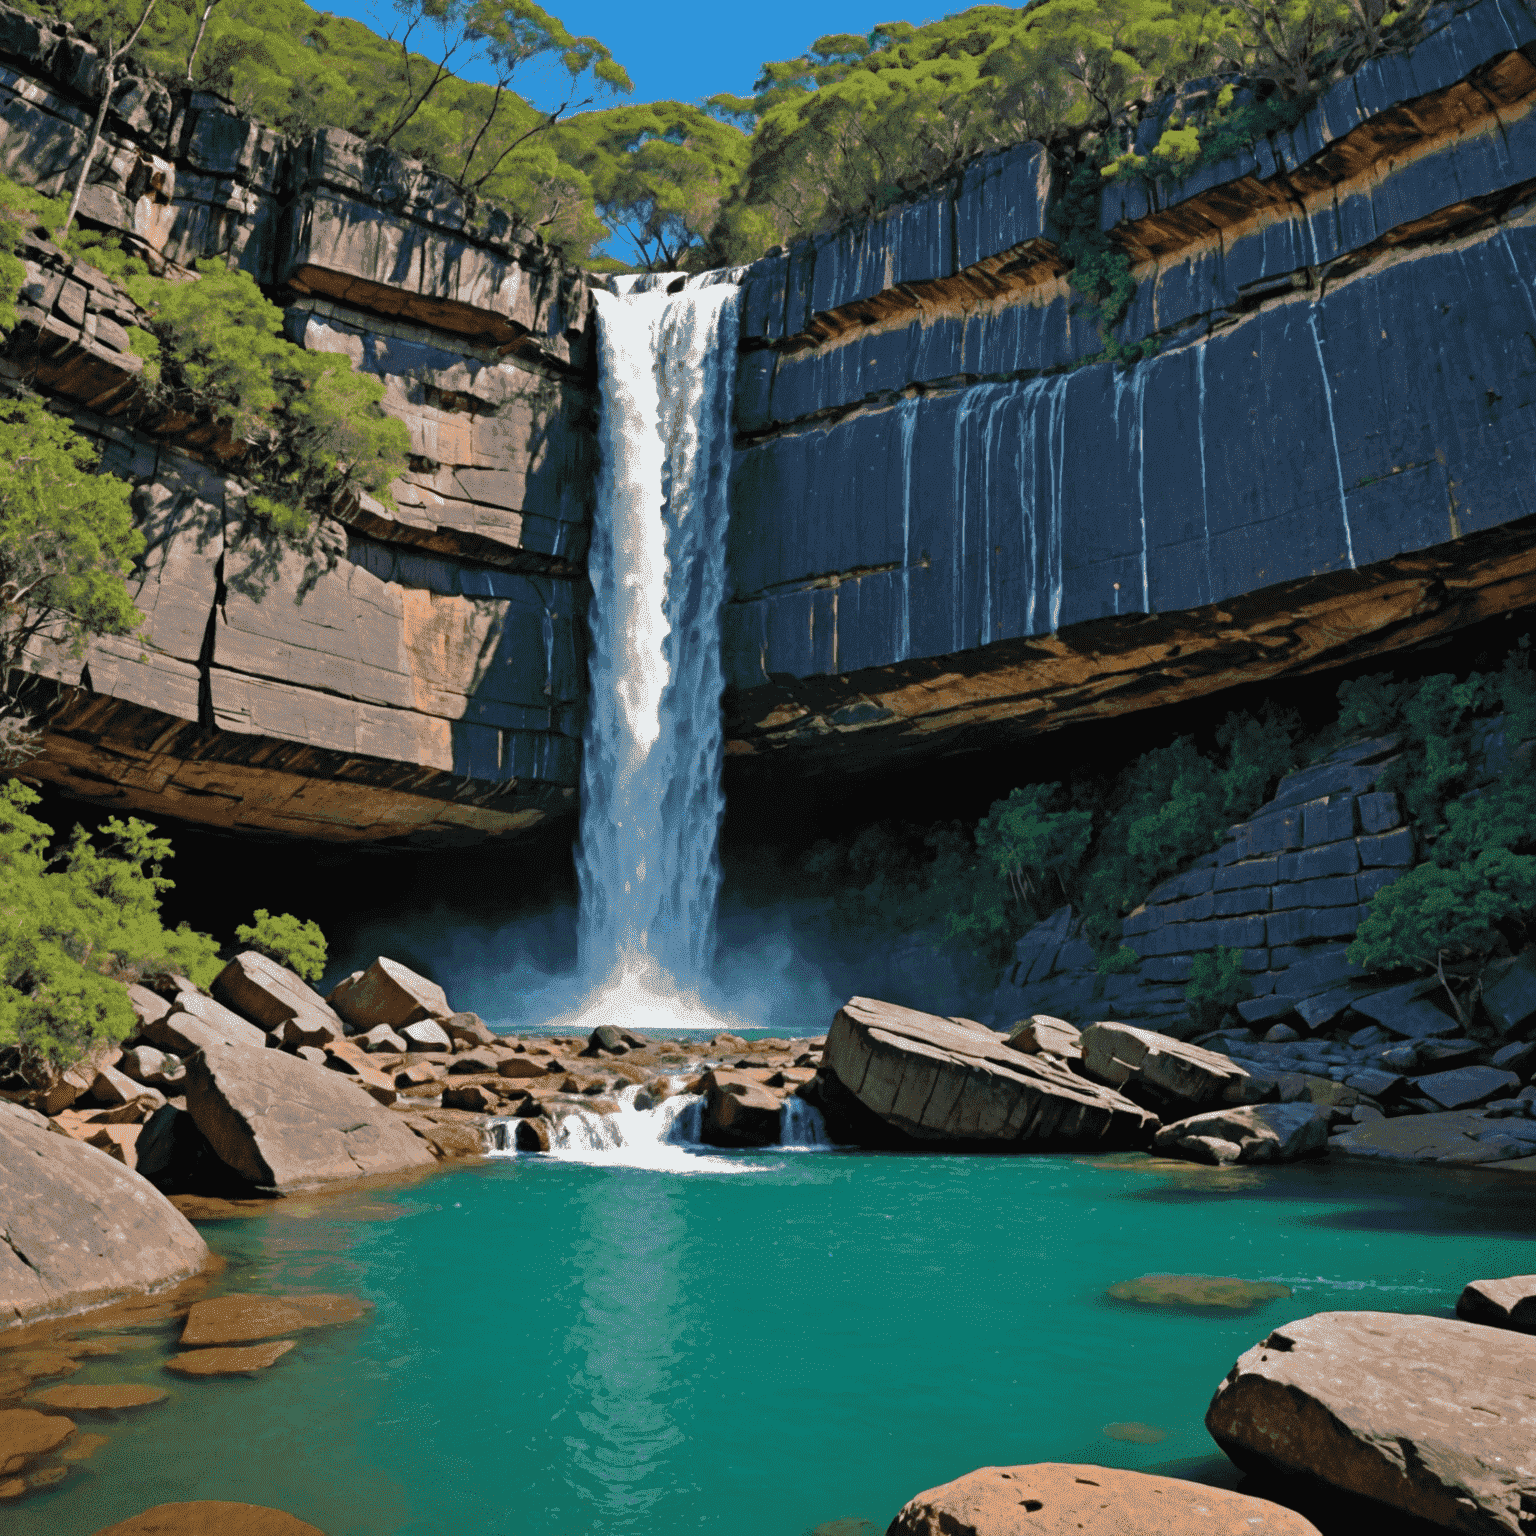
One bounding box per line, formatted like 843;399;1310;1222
35;1384;167;1411
1457;1275;1536;1334
0;1408;74;1474
329;959;451;1031
885;1463;1321;1535
91;1501;326;1534
164;1341;296;1377
180;1294;367;1348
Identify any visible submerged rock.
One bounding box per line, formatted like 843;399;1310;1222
180;1294;367;1347
885;1462;1321;1535
1106;1275;1292;1312
825;999;1156;1149
91;1504;326;1536
35;1384;166;1412
164;1342;296;1377
1206;1311;1536;1533
0;1102;208;1327
0;1408;75;1476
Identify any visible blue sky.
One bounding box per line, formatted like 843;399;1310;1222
315;0;950;109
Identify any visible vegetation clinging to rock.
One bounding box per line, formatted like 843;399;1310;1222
236;907;327;981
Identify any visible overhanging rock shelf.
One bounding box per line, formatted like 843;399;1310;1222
6;0;1536;842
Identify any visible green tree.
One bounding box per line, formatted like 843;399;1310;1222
236;908;327;980
0;781;221;1066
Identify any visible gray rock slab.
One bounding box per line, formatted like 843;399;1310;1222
0;1100;207;1326
1349;981;1460;1038
1415;1065;1521;1111
1206;1311;1536;1534
1154;1102;1331;1165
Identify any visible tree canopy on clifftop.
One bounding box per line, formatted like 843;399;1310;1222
40;0;1441;269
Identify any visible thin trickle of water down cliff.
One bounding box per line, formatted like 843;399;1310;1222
569;277;742;1033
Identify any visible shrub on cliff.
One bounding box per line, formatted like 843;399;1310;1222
0;781;221;1066
236;907;327;981
126;261;411;541
1345;648;1536;1022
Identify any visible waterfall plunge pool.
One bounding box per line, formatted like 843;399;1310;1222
10;1151;1531;1536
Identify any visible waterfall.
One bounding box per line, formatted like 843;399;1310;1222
571;277;742;1032
779;1096;831;1149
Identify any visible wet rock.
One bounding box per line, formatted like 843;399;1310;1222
0;1102;207;1326
91;1501;326;1534
180;1294;366;1346
885;1462;1321;1535
1415;1065;1521;1110
825;999;1156;1148
211;953;344;1049
1206;1311;1536;1533
182;1039;435;1192
394;1106;492;1158
513;1118;550;1151
1106;1275;1292;1312
164;1342;296;1376
1079;1022;1249;1113
328;958;450;1032
35;1384;166;1411
699;1070;783;1148
0;1408;75;1474
1456;1275;1536;1334
1153;1104;1331;1166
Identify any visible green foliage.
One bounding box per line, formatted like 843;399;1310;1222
0;394;143;718
1098;945;1141;975
1184;946;1254;1031
127;261;410;539
804;706;1297;968
0;780;221;1066
1345;647;1536;981
235;907;327;980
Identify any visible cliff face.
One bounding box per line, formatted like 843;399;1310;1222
0;6;592;843
721;0;1536;774
7;0;1536;843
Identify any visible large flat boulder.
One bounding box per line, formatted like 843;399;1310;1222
1153;1103;1332;1166
885;1462;1321;1535
1206;1311;1536;1534
1079;1022;1249;1112
142;993;268;1055
327;958;451;1031
1329;1108;1536;1168
182;1040;436;1193
211;952;344;1048
0;1101;207;1327
823;999;1156;1148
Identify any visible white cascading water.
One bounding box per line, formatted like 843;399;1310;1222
494;273;829;1164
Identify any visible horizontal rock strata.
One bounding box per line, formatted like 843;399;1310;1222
822;997;1157;1147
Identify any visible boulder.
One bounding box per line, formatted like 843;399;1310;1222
1348;982;1461;1039
1079;1022;1249;1113
124;984;171;1034
322;1040;398;1104
584;1024;651;1056
357;1025;408;1055
143;994;268;1056
442;1012;496;1047
6;1040;122;1116
441;1083;499;1112
496;1056;546;1079
1106;1275;1292;1311
210;953;345;1049
88;1063;165;1111
327;958;450;1031
117;1046;184;1090
1005;1016;1082;1059
400;1021;451;1051
85;1123;144;1168
1490;1040;1536;1079
396;1062;444;1087
885;1463;1321;1536
181;1039;436;1192
447;1048;501;1075
823;999;1157;1148
1329;1107;1536;1166
91;1502;325;1535
699;1070;783;1148
1206;1311;1536;1534
1456;1275;1536;1334
0;1101;208;1326
1482;948;1536;1037
1414;1065;1521;1110
1153;1103;1331;1166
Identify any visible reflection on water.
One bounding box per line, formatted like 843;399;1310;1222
564;1174;692;1528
